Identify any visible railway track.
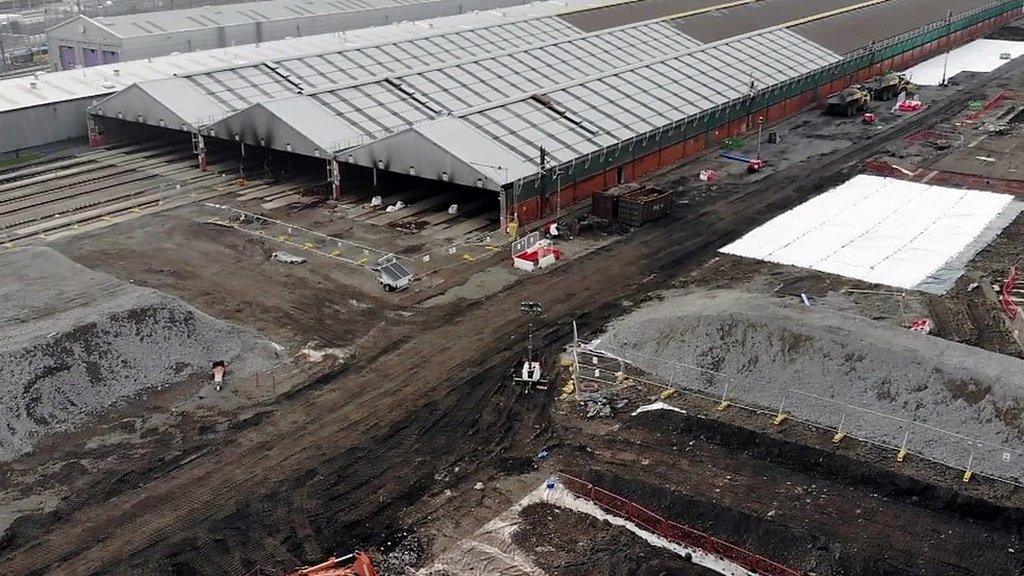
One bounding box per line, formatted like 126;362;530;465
0;142;281;246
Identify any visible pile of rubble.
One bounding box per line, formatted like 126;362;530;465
0;247;280;459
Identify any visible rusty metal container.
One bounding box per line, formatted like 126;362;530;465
617;186;672;227
591;183;642;221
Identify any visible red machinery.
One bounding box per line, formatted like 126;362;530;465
862;112;877;124
289;552;378;576
719;152;766;173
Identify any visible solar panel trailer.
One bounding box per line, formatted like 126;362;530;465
376;254;413;291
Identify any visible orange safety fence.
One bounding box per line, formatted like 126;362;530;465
1002;265;1019;321
557;473;804;576
964;91;1011;122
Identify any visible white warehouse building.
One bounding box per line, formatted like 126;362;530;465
45;0;517;70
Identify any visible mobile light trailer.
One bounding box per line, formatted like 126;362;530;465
376;254;412;292
514;301;547;387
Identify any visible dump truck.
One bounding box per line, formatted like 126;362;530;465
826;86;871;117
863;72;915;101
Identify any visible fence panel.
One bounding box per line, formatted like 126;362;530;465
558;473;803;576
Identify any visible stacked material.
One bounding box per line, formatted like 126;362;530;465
721;175;1022;293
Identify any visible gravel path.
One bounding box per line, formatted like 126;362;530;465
0;247;279;459
599;290;1024;483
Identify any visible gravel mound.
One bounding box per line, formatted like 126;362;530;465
600;290;1024;482
0;247;279;459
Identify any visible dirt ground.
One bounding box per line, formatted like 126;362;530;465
513;504;719;576
3;25;1024;576
545;383;1024;576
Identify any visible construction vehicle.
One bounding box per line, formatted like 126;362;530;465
863;72;915;101
826;86;871;117
288;552;378;576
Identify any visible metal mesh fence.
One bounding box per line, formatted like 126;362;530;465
573;341;1024;488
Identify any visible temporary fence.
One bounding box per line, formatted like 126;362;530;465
557;473;804;576
963;91;1015;123
572;340;1024;489
1001;265;1019;321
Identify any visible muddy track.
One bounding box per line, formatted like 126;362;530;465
3;62;1022;575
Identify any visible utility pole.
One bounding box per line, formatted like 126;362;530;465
940;9;954;86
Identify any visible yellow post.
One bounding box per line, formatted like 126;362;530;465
832;415;846;444
772;396;788;425
897;431;910;462
717;382;731;411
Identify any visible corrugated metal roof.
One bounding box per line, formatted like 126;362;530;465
91;0;453;37
351;26;840;188
456;28;839;166
558;0;734;32
668;0;868;44
793;0;1007;54
182;16;580;115
2;0;616;113
270;18;701;144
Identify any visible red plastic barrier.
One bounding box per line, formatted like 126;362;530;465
558;473;804;576
965;92;1010;122
1002;266;1019;320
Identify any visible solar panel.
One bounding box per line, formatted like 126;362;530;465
378;255;412;284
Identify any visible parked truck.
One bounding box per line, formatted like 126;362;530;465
826;85;871;117
863;72;915;101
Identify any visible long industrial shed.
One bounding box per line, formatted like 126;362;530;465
45;0;524;70
0;0;628;154
90;0;1023;225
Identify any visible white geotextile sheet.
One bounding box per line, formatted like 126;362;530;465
905;38;1024;85
721;175;1013;291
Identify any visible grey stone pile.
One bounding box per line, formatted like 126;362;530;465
0;247;279;459
599;290;1024;482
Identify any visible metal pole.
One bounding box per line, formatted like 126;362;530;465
499;187;508;231
940;10;953;86
572;321;581;400
507;167;515;224
756;116;764;159
0;16;8;75
527;321;534;360
555;172;562;218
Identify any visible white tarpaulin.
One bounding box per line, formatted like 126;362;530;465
721;175;1020;293
905;39;1024;85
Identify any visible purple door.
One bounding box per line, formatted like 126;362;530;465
58;45;77;69
83;48;100;67
102;50;119;64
